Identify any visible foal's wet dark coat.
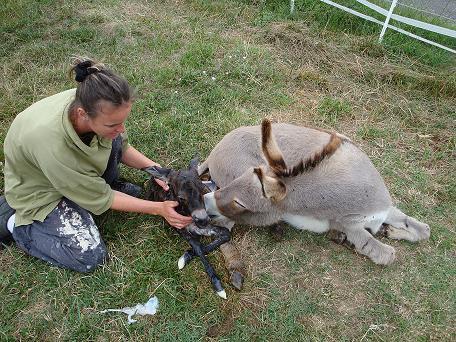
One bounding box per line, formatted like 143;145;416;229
143;159;230;297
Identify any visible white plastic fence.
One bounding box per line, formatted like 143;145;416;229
385;0;456;23
289;0;456;53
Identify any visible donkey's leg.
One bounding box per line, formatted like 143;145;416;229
340;223;396;265
328;213;387;247
178;227;231;269
220;241;246;290
383;206;430;242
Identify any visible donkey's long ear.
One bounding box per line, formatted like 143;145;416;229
142;166;172;182
261;119;287;175
253;167;286;202
188;154;200;172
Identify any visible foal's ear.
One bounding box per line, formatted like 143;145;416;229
188;154;200;171
142;166;172;182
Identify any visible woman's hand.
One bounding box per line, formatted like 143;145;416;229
160;201;192;229
111;192;191;229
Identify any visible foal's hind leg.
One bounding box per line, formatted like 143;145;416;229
340;223;396;265
383;207;430;242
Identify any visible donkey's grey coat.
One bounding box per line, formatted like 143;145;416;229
201;122;430;265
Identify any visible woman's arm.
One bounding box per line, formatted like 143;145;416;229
111;191;192;229
121;145;169;190
121;145;159;169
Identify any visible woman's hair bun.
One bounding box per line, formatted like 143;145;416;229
73;58;100;82
69;56;134;117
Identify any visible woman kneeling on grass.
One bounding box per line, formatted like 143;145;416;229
0;57;192;272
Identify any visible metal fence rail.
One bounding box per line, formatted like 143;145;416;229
289;0;456;53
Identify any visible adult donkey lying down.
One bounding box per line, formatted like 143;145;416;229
200;119;430;270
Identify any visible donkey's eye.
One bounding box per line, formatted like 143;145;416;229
233;199;246;209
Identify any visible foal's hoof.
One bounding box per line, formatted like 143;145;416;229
216;289;227;299
212;278;227;299
177;251;192;270
230;271;244;291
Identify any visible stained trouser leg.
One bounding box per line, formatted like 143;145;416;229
12;198;107;273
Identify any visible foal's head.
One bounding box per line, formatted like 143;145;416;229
143;157;210;228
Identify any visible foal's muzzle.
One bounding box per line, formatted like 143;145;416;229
192;209;210;228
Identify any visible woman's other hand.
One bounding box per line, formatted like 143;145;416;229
160;201;192;229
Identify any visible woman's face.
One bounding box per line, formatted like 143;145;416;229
88;100;132;140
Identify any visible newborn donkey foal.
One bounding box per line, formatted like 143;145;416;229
143;158;231;299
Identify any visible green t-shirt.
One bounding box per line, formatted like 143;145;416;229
4;89;129;226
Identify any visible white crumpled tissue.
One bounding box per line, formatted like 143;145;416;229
100;296;159;324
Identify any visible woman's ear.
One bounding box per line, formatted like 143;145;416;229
76;107;89;120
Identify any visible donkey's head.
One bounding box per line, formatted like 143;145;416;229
204;119;342;226
144;156;210;228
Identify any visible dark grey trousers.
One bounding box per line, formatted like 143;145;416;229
11;136;123;273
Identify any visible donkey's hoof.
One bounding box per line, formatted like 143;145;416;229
373;245;396;265
230;271;244;291
216;289;227;299
377;224;389;237
327;229;346;244
212;278;226;299
363;240;396;265
269;222;285;241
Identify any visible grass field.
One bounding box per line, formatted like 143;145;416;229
1;0;455;340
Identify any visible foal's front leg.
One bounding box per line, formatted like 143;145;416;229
177;229;227;299
179;228;245;291
178;225;231;269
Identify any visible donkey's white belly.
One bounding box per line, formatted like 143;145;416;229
282;210;390;234
282;213;330;233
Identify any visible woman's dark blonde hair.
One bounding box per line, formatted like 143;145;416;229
69;56;134;118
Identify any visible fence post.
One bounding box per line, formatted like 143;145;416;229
379;0;398;42
290;0;295;14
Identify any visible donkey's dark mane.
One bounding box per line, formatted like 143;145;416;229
277;133;343;178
